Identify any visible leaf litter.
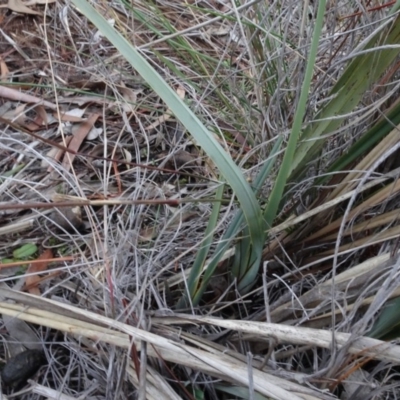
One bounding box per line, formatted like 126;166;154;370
1;1;400;399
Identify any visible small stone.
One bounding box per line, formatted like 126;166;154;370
1;349;46;388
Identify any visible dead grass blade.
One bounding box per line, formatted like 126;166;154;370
0;290;332;400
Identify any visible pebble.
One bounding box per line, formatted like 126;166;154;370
1;349;46;388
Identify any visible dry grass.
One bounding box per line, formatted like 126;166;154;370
1;0;400;399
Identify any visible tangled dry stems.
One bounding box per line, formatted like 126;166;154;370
1;0;400;399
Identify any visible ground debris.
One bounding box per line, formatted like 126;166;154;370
1;349;46;390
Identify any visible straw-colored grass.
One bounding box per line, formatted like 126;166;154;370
1;0;400;399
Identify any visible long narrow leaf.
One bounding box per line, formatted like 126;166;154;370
289;7;400;182
187;137;283;303
177;184;225;309
263;1;327;229
72;0;264;269
323;97;400;180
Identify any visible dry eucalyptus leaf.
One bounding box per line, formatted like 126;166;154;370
86;126;103;140
1;104;27;124
167;211;198;229
145;86;185;131
209;275;229;297
0;102;12;116
0;282;42;351
55;107;86;126
116;85;138;113
56;95;110;107
176;86;185;99
61;113;99;171
25;248;53;296
167;150;200;169
33;104;48;126
0;0;42;15
1;316;42;350
51;207;83;232
93;18;115;42
43;136;72;170
138;225;157;242
63;107;85;119
41;146;59;168
121;147;132;169
0;86;56;109
53;109;86;125
0;57;10;81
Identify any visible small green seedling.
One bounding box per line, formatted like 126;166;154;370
0;244;38;271
12;244;38;260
